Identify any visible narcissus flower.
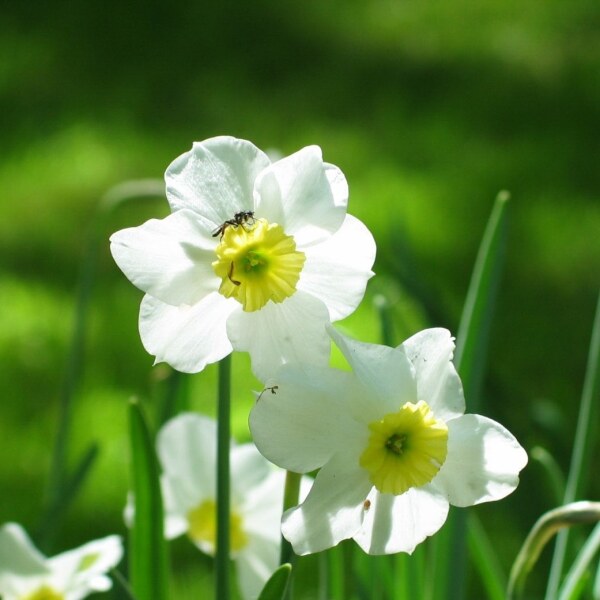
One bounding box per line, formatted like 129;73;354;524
250;327;528;555
110;136;376;380
0;523;122;599
143;413;309;600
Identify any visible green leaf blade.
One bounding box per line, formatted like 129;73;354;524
128;399;169;600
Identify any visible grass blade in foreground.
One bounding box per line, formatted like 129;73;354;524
558;522;600;600
129;398;169;600
467;514;506;600
257;564;292;600
431;192;510;600
547;292;600;599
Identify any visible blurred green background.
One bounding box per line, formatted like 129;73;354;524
1;0;599;597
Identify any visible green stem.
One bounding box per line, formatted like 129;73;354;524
216;354;232;600
280;471;301;565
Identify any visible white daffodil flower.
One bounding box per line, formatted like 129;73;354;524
0;523;122;600
144;413;309;600
250;327;528;555
110;136;376;380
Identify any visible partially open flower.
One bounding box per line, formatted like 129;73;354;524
0;523;122;599
110;137;376;380
250;327;528;555
139;413;310;600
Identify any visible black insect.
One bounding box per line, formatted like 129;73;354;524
256;385;279;402
212;210;255;238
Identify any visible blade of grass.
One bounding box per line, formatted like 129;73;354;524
508;501;600;599
216;355;232;600
128;398;169;600
559;522;600;600
468;513;506;600
35;443;99;545
112;568;140;600
431;191;510;600
454;190;510;410
328;545;345;600
530;446;566;506
41;179;164;549
159;369;190;425
547;292;600;599
257;564;292;600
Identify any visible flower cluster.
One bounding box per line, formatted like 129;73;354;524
106;136;527;591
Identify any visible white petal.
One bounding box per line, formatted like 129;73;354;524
47;535;123;595
249;364;365;473
227;290;331;381
110;210;219;306
298;215;376;321
254;146;347;246
230;444;272;505
165;137;270;225
0;523;48;579
281;453;372;555
353;485;449;555
328;326;417;418
241;470;286;541
235;535;280;600
401;328;465;421
433;414;528;507
157;413;218;502
139;292;236;373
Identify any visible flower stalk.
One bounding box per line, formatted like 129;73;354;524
216;354;232;600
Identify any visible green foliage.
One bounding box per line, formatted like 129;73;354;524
128;399;169;600
1;1;599;598
257;564;292;600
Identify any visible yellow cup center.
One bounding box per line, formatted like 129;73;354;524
212;218;305;312
359;400;448;495
21;586;64;600
187;500;248;554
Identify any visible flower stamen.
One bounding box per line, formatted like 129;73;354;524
187;500;248;554
213;218;305;312
359;400;448;495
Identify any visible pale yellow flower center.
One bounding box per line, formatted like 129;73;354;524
187;500;248;553
359;400;448;495
212;218;305;312
21;586;64;600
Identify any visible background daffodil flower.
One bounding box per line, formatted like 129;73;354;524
249;327;528;556
110;136;376;380
0;523;122;600
126;412;310;600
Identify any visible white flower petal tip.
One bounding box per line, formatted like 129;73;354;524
111;137;375;378
0;523;123;599
435;414;528;507
250;328;527;556
139;412;312;600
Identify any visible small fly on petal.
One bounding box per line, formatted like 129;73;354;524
212;211;256;239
